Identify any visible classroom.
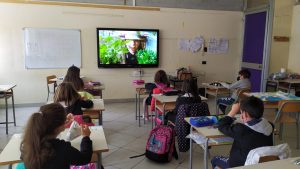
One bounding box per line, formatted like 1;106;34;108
0;0;300;169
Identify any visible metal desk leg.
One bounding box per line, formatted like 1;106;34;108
99;111;102;125
5;93;8;135
138;91;141;127
12;89;16;126
162;104;166;125
154;100;157;128
189;126;193;169
135;92;137;120
288;83;292;93
97;152;102;169
215;90;218;115
204;138;209;169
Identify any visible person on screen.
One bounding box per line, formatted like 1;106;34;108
124;33;144;64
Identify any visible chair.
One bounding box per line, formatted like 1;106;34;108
178;72;192;80
258;155;280;163
142;83;156;127
46;75;57;102
273;100;300;149
244;143;291;165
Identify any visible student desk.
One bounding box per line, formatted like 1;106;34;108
83;84;105;99
202;83;230;113
0;84;17;134
133;84;148;127
267;79;300;93
231;157;300;169
169;75;197;89
0;126;108;169
50;76;105;98
244;92;300;109
83;99;105;125
48;99;105;125
49;75;85;82
153;95;208;125
185;117;232;169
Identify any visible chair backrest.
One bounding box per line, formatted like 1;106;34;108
178;72;192;80
244;143;291;166
258;155;280;163
47;75;57;85
273;100;300;124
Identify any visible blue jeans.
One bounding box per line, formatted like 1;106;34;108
217;97;235;113
211;156;230;169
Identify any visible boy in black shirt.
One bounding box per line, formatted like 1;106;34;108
211;96;274;168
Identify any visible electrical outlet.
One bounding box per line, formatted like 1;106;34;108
202;61;207;65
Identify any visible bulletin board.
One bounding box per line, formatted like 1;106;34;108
24;28;81;69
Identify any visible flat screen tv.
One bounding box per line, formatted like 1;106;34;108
97;28;159;68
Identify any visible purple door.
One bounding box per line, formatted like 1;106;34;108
242;11;267;92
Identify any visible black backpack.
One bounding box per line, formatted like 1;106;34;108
145;83;157;105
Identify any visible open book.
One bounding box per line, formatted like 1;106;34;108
65;121;81;141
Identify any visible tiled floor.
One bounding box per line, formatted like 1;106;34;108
0;97;299;169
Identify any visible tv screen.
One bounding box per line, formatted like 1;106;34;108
97;28;159;68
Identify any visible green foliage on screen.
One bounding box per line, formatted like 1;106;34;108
136;49;157;64
99;36;129;64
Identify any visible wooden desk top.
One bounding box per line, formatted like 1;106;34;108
83;99;105;112
184;117;224;138
245;92;300;101
50;76;85;82
133;84;145;89
153;94;208;103
0;85;16;92
201;83;227;89
48;99;105;112
231;157;300;169
0;126;108;165
268;79;300;84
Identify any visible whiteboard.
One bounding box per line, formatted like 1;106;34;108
24;28;81;69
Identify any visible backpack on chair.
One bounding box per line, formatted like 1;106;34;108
130;125;178;163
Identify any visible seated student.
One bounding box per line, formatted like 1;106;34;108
150;70;171;105
150;70;172;124
20;103;92;169
165;78;202;124
77;78;94;100
54;82;93;115
217;69;251;113
211;96;274;169
63;65;82;91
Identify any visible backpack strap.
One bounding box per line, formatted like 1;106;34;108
129;153;146;159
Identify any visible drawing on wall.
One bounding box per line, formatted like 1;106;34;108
178;36;204;53
207;38;229;54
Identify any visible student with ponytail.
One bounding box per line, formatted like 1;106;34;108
54;82;93;115
20;103;92;169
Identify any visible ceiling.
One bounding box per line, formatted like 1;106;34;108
40;0;246;11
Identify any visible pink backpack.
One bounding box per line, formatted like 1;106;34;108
70;163;96;169
145;125;177;163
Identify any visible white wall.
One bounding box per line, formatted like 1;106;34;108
0;2;243;104
269;0;294;74
288;5;300;73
